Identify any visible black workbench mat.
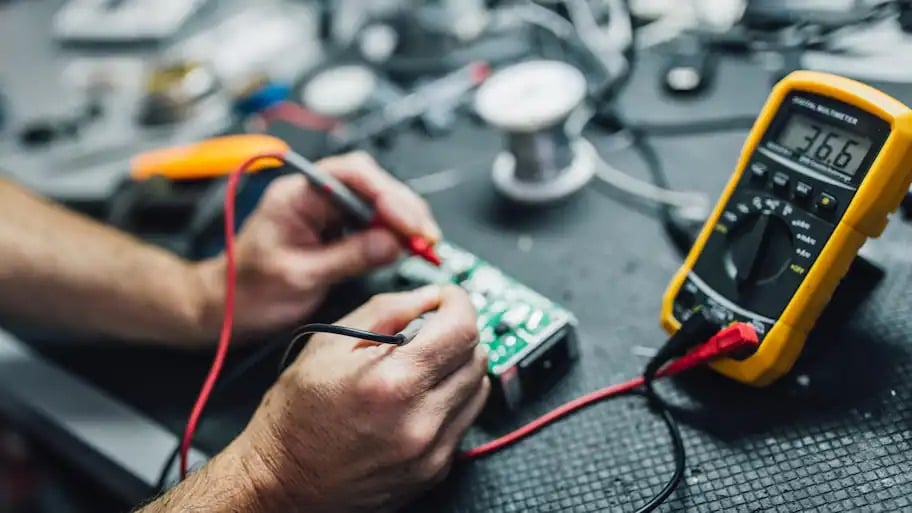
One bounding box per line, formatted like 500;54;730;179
27;54;912;512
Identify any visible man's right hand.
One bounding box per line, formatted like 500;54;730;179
226;284;490;513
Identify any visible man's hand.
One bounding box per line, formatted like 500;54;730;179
224;285;488;513
0;152;438;346
139;285;489;513
196;151;441;339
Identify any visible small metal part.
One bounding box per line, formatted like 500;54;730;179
494;322;511;336
139;60;218;126
661;34;715;95
468;267;503;294
488;301;508;314
396;314;431;345
502;304;531;327
526;310;545;331
481;327;496;344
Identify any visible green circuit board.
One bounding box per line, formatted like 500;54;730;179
396;242;577;376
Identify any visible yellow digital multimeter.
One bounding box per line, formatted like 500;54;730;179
662;70;912;386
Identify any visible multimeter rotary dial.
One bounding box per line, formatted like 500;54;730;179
728;212;794;287
722;194;796;288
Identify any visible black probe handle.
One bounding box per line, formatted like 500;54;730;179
283;150;376;225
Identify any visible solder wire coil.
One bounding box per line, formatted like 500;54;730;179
475;60;596;203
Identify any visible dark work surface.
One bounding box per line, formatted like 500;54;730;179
20;53;912;512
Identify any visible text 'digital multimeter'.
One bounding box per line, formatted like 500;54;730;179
662;70;912;386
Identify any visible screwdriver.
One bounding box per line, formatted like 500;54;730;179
131;134;442;266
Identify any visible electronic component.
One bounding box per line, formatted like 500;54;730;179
394;242;579;410
661;34;716;95
662;70;912;386
139;61;219;126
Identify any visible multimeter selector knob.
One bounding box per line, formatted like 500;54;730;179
728;212;793;288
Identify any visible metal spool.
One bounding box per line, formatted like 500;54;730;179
475;60;595;203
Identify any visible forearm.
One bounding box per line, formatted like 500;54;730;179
0;178;221;345
135;439;278;513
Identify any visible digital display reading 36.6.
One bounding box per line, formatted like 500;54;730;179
777;113;872;176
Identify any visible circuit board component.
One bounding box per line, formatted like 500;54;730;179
395;241;579;410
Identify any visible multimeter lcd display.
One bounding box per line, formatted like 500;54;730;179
777;113;872;176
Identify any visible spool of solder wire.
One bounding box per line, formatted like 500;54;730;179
474;60;595;203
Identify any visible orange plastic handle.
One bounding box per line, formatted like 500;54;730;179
130;134;291;181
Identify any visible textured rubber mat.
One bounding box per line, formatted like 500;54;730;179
24;55;912;511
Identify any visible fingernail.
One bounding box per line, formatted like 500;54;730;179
395;210;422;234
425;221;442;242
412;284;441;301
365;230;400;265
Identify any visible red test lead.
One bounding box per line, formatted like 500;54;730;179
458;323;759;461
180;149;444;478
405;235;442;266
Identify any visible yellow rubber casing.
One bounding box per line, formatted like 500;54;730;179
661;70;912;386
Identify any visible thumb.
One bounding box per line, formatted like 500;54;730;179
306;228;401;284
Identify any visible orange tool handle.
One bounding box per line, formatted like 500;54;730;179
130;134;291;181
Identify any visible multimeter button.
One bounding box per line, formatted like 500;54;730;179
816;193;837;213
749;162;769;181
772;172;790;193
794;181;813;201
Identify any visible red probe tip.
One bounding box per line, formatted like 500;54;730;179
470;61;492;84
407;236;442;266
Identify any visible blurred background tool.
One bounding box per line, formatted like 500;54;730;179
52;0;209;43
138;60;219;127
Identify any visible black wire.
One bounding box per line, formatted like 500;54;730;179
634;387;686;513
278;323;405;373
633;309;725;512
155;323;405;493
155;323;404;492
621;124;701;256
630;115;757;137
154;335;290;492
